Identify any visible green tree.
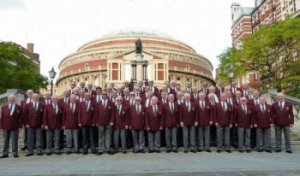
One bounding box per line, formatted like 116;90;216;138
218;17;300;96
0;41;48;94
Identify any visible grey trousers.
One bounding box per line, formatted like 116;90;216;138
27;128;42;154
216;126;230;150
82;126;96;151
148;131;161;151
132;129;145;151
65;129;79;152
275;126;291;151
256;128;271;150
165;127;177;150
113;129;127;151
2;130;19;156
198;126;210;150
23;128;27;148
98;126;112;152
183;126;196;150
237;127;251;151
46;129;61;153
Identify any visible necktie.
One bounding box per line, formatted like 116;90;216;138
262;105;265;112
118;105;121;114
55;104;58;114
170;103;174;113
187;102;190;112
280;101;284;110
201;101;204;109
72;103;75;113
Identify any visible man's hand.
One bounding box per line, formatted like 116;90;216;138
180;122;184;128
194;122;198;127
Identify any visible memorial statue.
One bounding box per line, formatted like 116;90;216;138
135;38;142;54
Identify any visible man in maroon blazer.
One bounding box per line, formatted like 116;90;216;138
24;93;44;156
93;87;102;103
191;88;199;102
111;97;129;154
196;92;213;152
235;97;253;153
180;93;197;153
94;91;114;155
143;90;153;108
129;97;145;153
79;82;88;92
43;95;63;155
0;95;22;158
148;80;160;99
79;93;96;154
247;90;260;107
160;91;168;105
215;93;233;153
163;94;179;153
59;90;70;106
67;81;77;96
20;89;33;151
145;96;164;153
272;93;294;153
87;83;97;97
253;97;273;153
63;94;80;154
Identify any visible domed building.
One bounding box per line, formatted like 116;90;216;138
56;32;214;95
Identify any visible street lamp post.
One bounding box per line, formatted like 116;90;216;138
228;64;234;85
48;67;57;96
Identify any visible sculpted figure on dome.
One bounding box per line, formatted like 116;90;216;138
135;38;142;54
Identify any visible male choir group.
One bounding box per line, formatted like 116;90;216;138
0;80;294;158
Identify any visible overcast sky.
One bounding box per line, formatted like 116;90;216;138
0;0;254;79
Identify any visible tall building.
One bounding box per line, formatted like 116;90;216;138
56;32;214;95
22;43;40;72
227;0;300;86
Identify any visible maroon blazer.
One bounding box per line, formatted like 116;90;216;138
247;98;259;107
163;102;179;128
62;102;80;129
112;104;129;129
235;105;253;128
215;102;233;126
179;102;197;127
94;100;114;126
79;101;96;127
0;104;22;130
272;101;294;126
24;102;44;128
145;105;164;130
58;97;70;107
195;101;211;126
43;104;63;130
253;104;274;128
129;104;145;130
215;86;224;98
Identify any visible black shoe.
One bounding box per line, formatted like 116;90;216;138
140;150;145;153
155;150;161;153
191;149;197;153
286;150;293;153
46;152;52;156
184;149;189;153
226;150;232;153
239;150;244;153
206;149;212;152
217;149;221;153
36;152;43;156
83;151;88;155
66;151;71;155
148;150;154;153
25;153;33;157
13;155;19;158
246;149;251;153
265;149;272;153
55;151;61;155
0;155;8;159
97;151;103;155
133;150;139;154
197;149;203;152
21;147;27;151
275;149;281;153
122;151;127;154
166;149;172;153
173;149;178;153
257;149;263;152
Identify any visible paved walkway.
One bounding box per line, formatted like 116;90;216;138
0;147;300;176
